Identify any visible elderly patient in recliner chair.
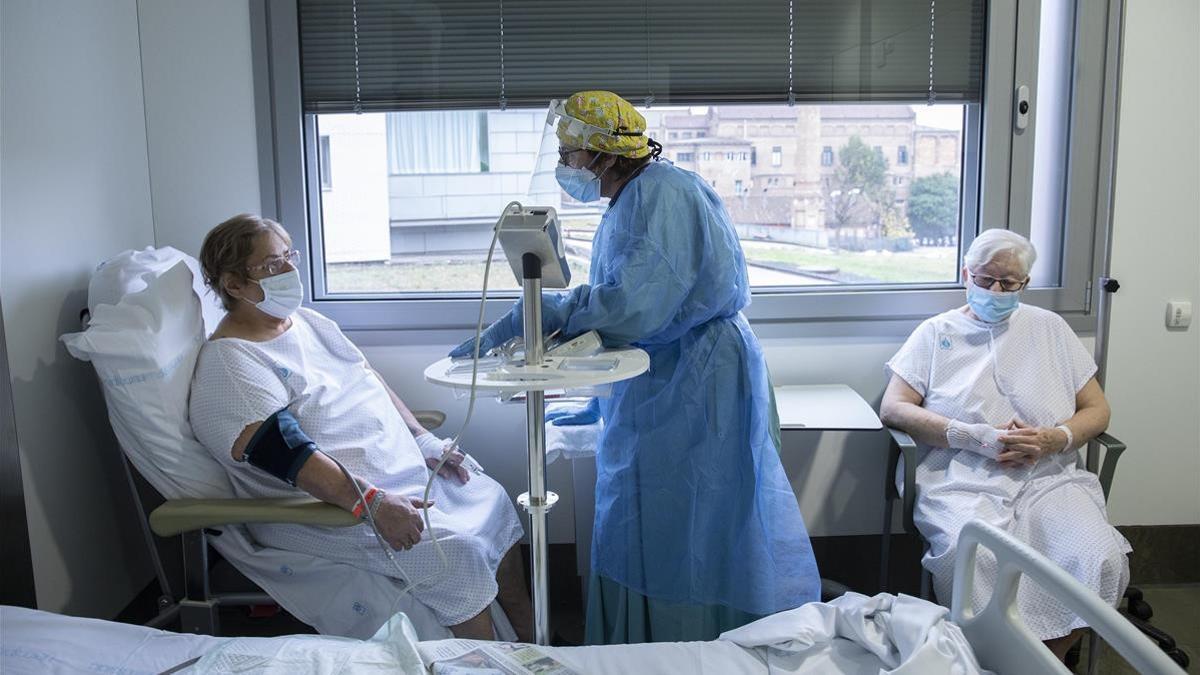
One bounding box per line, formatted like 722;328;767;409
188;214;532;641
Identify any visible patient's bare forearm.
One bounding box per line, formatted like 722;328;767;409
881;402;952;448
1060;378;1111;449
294;452;372;513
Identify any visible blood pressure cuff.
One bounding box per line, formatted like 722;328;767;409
241;408;317;486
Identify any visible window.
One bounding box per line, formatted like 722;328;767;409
262;0;1117;330
318;135;332;190
677;152;695;162
386;111;488;174
725;152;734;161
682;131;693;139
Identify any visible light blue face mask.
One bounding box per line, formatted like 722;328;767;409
967;283;1020;322
555;153;607;202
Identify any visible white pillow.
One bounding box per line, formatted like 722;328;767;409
62;248;233;499
87;246;225;334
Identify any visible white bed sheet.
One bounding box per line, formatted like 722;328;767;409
1;603;961;675
1;605;224;675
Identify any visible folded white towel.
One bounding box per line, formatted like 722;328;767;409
544;401;603;464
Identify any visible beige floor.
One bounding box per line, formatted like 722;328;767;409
1074;583;1198;674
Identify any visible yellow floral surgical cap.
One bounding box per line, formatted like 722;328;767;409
556;90;651;159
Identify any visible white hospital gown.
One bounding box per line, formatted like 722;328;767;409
886;304;1131;640
189;308;523;626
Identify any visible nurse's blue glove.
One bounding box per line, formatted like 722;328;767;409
449;308;520;359
448;292;582;359
545;399;600;426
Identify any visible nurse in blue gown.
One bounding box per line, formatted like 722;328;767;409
452;91;820;644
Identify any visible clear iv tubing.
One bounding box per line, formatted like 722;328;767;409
328;201;522;612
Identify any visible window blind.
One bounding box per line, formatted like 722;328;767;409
299;0;985;113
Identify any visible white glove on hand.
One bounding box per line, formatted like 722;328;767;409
414;433;485;477
945;420;1004;460
415;432;450;460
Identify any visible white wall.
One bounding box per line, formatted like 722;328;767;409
1102;0;1200;526
1;0;156;617
136;0;262;257
1;0;264;619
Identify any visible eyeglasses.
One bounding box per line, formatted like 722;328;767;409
969;271;1028;292
558;148;586;165
247;249;301;277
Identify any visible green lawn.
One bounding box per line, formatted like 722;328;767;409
740;241;958;283
325;243;956;292
327;258;591;293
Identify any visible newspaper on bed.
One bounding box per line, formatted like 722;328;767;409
417;639;578;674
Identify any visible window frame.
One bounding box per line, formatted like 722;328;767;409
253;0;1123;334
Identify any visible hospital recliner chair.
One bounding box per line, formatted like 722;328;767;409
64;247;517;641
878;427;1189;671
113;390;446;636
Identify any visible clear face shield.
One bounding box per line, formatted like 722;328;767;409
527;100;629;208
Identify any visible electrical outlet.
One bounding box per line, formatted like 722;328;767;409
1166;301;1192;328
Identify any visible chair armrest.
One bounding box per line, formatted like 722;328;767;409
413;410;445;432
149;498;359;537
886;427;920;534
1092;432;1126;502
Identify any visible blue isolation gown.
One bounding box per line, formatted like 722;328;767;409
467;160;821;642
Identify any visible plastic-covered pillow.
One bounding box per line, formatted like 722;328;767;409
61;248;232;499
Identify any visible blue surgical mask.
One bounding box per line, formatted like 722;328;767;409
555;164;602;202
556;153;609;203
249;268;304;319
967;284;1020;323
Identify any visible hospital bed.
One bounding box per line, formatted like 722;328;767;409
1;520;1183;674
60;247;515;641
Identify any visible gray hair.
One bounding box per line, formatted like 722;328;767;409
964;229;1037;277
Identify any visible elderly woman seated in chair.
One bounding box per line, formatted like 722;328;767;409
189;214;533;641
879;229;1130;662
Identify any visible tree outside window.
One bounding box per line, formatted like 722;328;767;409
825;136;911;248
907;172;960;245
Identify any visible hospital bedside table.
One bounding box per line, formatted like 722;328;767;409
774;384;883;432
774;384;882;601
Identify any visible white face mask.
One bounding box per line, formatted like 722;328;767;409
247;268;303;319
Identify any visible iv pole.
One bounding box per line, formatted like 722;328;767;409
517;252;556;646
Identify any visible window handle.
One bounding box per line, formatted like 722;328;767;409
1015;84;1031;131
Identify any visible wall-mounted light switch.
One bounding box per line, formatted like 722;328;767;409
1166;301;1192;328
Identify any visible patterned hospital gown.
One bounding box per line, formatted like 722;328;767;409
886;304;1131;640
189;308;523;626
